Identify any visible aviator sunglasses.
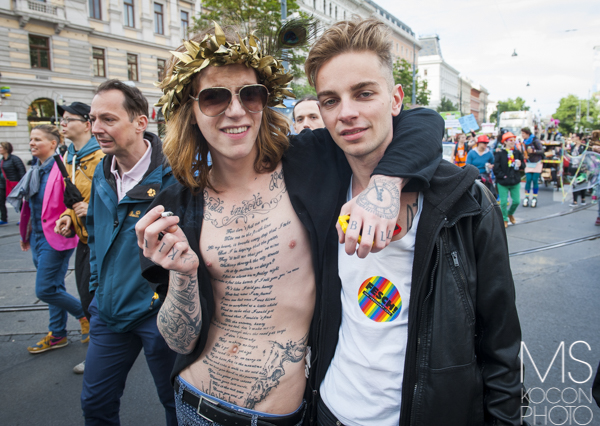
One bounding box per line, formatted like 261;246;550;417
190;84;269;117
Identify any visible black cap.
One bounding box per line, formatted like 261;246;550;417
58;102;91;121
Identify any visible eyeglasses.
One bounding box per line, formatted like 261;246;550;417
60;117;88;124
190;84;269;117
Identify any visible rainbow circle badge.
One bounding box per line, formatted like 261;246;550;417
358;276;402;322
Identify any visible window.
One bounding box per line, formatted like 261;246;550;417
424;69;428;76
157;58;166;80
323;0;325;12
124;0;134;27
92;47;106;77
154;3;164;34
29;35;50;70
329;3;331;15
343;11;346;19
127;53;138;81
335;6;337;19
181;11;189;36
89;0;101;19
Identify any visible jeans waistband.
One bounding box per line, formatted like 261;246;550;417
175;376;305;426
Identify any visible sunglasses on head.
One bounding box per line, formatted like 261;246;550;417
190;84;269;117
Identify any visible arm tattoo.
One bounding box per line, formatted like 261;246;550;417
157;272;201;353
356;178;400;219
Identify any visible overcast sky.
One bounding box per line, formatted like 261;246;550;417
377;0;600;118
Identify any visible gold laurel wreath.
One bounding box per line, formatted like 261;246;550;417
155;22;294;121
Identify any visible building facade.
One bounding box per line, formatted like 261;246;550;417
417;35;459;111
0;0;199;159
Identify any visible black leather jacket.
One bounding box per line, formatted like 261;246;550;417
312;161;524;426
0;154;26;187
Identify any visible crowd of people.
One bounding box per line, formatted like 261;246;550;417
449;126;600;227
4;16;600;426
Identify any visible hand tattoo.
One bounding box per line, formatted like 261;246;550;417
356;178;400;219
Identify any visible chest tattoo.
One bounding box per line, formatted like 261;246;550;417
203;171;287;229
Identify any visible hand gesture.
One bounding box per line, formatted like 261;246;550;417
135;206;199;275
336;176;402;259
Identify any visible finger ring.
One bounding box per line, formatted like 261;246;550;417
158;232;164;241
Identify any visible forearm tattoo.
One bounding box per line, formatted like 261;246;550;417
203;171;287;229
157;272;201;353
356;178;400;219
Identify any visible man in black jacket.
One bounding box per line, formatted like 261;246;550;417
306;19;525;425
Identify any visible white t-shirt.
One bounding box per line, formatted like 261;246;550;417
320;185;423;426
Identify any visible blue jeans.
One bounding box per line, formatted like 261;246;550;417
525;172;540;195
175;376;305;426
81;297;177;426
30;231;81;338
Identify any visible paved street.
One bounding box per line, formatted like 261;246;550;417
1;183;599;426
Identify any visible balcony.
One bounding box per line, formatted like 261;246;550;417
14;0;66;28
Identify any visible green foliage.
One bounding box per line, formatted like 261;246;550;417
192;0;312;71
393;59;430;106
290;81;316;98
436;96;458;113
489;97;529;123
553;94;600;134
194;0;300;36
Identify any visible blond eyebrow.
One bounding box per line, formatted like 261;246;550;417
317;80;380;98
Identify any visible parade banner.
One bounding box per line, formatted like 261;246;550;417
458;114;479;132
439;111;461;129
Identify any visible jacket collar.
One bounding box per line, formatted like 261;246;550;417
102;131;170;201
423;161;481;225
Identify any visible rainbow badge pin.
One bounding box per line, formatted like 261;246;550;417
358;276;401;322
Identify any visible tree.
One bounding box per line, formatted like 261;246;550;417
489;97;529;123
290;81;316;98
393;59;430;106
436;96;458;113
553;94;599;135
192;0;308;70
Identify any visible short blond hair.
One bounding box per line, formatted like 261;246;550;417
305;18;394;89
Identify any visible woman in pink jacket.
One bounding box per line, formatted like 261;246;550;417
19;124;87;354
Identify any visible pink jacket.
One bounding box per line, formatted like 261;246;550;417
20;162;79;251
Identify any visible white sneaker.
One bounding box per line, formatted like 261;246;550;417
73;360;85;374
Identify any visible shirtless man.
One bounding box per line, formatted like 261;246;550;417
135;23;443;425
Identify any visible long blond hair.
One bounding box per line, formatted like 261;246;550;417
162;27;290;193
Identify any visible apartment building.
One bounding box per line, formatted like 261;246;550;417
0;0;199;158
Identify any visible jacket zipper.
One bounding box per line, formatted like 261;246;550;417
410;239;440;425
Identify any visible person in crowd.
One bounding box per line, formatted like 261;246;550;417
82;80;177;425
466;134;497;197
488;133;498;151
495;132;525;227
452;133;469;167
0;141;26;225
293;95;325;133
521;127;543;208
53;101;105;375
590;130;600;226
569;133;587;207
305;19;524;425
135;21;444;425
16;125;87;353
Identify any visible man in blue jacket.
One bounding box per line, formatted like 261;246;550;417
83;79;177;426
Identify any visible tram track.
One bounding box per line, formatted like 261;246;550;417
0;205;598;314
